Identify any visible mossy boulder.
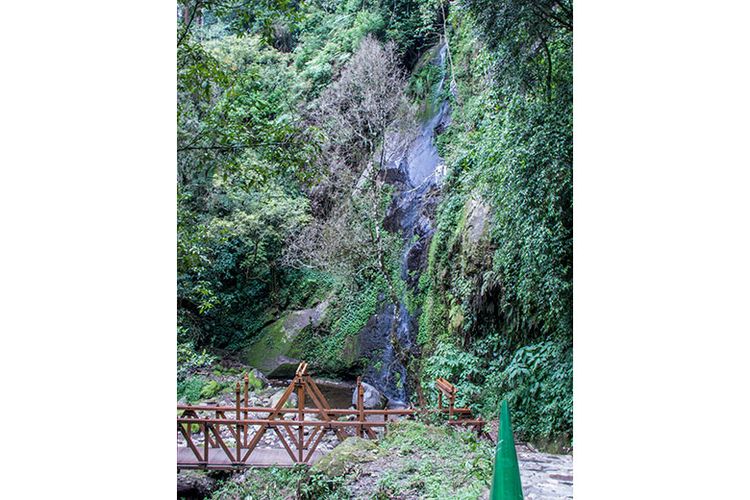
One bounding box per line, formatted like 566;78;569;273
312;437;379;477
244;300;330;377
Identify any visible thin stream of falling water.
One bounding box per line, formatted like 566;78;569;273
365;43;450;407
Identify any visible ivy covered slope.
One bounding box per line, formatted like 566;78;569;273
177;0;572;448
416;3;573;447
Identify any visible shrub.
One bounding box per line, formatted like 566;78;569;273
177;376;205;403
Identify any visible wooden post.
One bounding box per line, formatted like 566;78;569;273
213;406;220;448
449;390;455;420
297;375;305;462
235;382;241;462
203;422;209;464
474;417;484;436
243;373;249;446
356;377;364;438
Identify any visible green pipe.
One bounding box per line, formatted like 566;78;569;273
490;400;524;500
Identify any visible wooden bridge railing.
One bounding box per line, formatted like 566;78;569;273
177;361;484;469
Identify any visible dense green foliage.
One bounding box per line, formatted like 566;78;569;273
177;0;573;446
209;467;348;500
177;0;419;354
415;3;573;445
177;22;323;350
292;278;383;374
371;420;494;498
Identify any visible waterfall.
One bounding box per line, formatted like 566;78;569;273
363;43;451;407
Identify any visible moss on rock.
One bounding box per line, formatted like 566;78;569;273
312;437;379;477
243;301;331;377
243;314;305;377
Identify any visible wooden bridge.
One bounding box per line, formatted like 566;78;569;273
177;362;485;470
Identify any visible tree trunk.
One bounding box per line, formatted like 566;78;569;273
541;36;553;103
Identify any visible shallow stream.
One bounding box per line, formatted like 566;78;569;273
269;378;355;409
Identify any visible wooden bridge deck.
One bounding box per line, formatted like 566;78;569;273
177;447;324;469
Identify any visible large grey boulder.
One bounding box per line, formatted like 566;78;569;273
270;388;298;408
244;299;330;377
352;382;387;409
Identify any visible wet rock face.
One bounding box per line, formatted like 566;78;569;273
356;302;414;405
351;381;387;409
356;301;396;356
379;161;409;185
357;304;402;401
358;43;451;404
